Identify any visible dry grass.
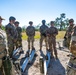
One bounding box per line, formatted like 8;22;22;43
56;31;66;40
22;31;66;40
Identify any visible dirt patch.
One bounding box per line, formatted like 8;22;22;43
22;40;69;75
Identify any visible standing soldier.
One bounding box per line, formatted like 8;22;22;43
39;20;48;50
47;21;58;59
64;19;74;49
5;16;17;58
14;21;22;49
26;21;35;50
67;20;76;75
0;16;7;74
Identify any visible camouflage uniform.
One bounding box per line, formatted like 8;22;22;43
0;16;7;75
5;17;17;57
39;20;48;50
14;21;22;49
67;20;76;75
64;19;74;49
47;21;58;58
65;25;74;49
16;26;22;48
26;21;35;50
67;56;76;75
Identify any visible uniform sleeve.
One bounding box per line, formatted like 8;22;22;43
65;27;69;36
20;27;22;33
39;26;43;34
46;28;50;35
34;27;35;36
54;28;58;35
39;26;41;33
65;26;72;38
5;25;14;40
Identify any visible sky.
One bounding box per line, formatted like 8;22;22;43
0;0;76;27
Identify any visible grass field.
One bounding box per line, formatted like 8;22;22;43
22;31;66;40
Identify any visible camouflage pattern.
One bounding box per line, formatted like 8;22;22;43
65;24;74;49
0;27;7;75
26;26;35;36
5;23;18;57
39;25;48;50
69;26;76;56
26;26;35;49
47;26;58;58
40;25;48;36
16;26;22;48
67;56;76;75
67;24;76;75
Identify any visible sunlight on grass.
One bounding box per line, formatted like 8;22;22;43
22;31;66;40
56;31;66;40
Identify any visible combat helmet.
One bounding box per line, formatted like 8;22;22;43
69;19;74;23
9;16;16;21
42;20;46;23
50;21;54;24
14;21;19;24
29;21;33;24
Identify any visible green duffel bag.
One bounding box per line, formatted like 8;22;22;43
2;56;12;75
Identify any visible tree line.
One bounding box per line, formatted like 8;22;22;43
2;13;69;32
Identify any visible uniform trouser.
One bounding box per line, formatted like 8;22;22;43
0;51;6;75
15;39;22;49
48;37;57;57
0;60;4;75
67;38;71;49
63;39;68;47
67;41;76;75
0;57;15;75
27;36;34;50
8;41;14;58
40;35;48;50
70;41;76;56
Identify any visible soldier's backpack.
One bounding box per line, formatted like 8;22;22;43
0;29;6;58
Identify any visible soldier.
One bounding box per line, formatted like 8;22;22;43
47;21;58;59
5;16;17;58
64;19;74;49
67;22;76;75
39;20;48;50
0;16;7;74
14;21;22;49
26;21;35;50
